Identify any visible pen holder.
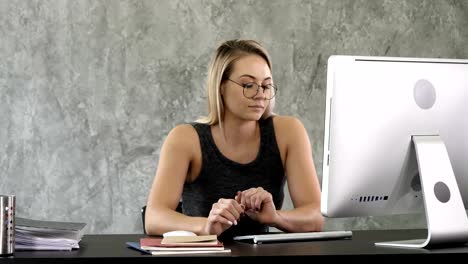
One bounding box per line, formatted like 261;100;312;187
0;195;15;256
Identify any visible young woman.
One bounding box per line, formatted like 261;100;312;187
145;39;324;238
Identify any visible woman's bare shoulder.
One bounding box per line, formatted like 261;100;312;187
165;123;199;146
271;115;305;133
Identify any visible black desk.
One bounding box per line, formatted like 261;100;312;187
2;229;468;263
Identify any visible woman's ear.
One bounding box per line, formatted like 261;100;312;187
220;81;226;96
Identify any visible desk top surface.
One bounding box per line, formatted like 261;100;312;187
3;229;468;263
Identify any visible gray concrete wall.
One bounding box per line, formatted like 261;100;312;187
1;0;466;234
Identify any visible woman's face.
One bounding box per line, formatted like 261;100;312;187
222;54;272;121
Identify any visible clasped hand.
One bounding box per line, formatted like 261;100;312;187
203;187;277;236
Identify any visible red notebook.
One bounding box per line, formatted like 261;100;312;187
140;237;224;251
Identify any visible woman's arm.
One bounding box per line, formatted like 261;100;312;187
270;116;324;232
145;124;206;235
145;124;244;236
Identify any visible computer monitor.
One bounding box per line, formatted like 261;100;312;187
321;55;468;248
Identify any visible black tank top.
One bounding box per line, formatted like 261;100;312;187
182;116;285;239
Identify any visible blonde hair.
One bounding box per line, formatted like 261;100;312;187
196;39;276;130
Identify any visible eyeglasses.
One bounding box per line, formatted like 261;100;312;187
227;79;277;100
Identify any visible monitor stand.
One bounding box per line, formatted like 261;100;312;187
375;135;468;248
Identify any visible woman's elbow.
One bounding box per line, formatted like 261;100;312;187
313;213;325;231
144;207;165;236
303;208;325;232
144;220;158;235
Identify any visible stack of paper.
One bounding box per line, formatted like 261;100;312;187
129;235;231;256
15;217;87;251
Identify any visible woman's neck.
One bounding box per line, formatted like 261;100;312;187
218;115;259;147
